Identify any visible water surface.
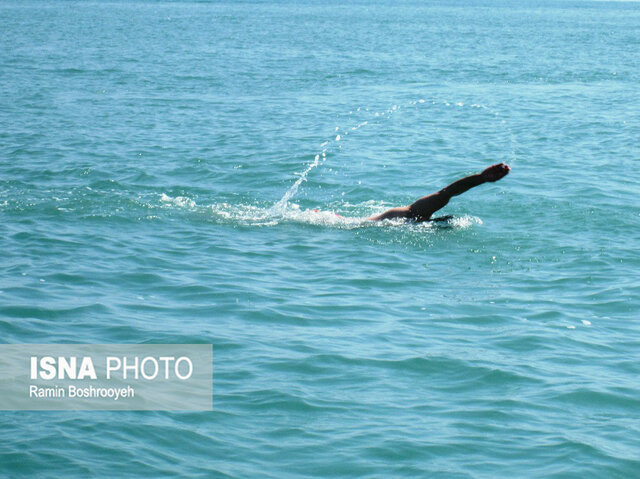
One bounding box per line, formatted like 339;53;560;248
1;1;639;477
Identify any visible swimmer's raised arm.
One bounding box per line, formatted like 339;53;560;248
441;163;510;197
367;163;510;222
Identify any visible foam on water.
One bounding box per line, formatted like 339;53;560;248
160;193;196;208
160;193;481;231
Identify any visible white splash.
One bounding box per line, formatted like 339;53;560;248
270;151;325;215
160;193;196;208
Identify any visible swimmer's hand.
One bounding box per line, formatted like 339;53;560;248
481;163;510;182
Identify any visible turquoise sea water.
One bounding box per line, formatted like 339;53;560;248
1;0;639;477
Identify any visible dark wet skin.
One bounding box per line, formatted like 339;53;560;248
368;163;510;222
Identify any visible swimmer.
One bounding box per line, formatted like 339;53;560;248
368;163;510;222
